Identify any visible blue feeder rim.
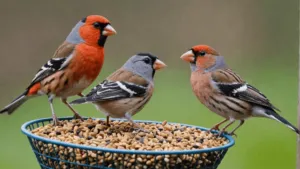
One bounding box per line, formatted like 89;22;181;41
21;117;235;155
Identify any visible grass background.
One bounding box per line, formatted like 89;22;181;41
0;1;298;169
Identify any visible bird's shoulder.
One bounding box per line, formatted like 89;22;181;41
52;41;76;59
211;68;244;84
107;68;149;86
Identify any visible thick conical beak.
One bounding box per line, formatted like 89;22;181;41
180;50;195;62
153;59;167;70
103;24;117;36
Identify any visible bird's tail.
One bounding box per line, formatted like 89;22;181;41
69;97;88;105
0;91;29;115
266;109;300;135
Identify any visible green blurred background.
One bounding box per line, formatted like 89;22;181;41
0;1;298;169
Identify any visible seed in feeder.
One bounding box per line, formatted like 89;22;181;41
31;119;230;169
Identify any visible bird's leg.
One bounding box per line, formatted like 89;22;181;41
218;120;235;136
48;95;59;126
125;112;139;128
125;112;146;132
61;98;83;120
210;119;229;131
77;93;84;97
106;116;110;126
228;120;245;137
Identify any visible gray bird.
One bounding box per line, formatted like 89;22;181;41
70;53;166;126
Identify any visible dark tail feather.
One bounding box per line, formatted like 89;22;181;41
0;91;28;115
267;109;300;135
69;97;88;105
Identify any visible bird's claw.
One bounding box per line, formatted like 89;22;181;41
218;131;237;137
209;126;220;132
217;130;228;137
131;123;149;133
73;114;84;121
52;115;61;126
229;132;238;137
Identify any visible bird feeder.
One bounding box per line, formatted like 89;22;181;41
21;117;235;169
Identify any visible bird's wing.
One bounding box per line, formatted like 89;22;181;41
28;42;76;88
84;80;148;102
211;69;280;111
107;68;149;86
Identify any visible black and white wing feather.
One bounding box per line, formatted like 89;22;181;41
214;81;280;111
70;80;148;104
29;56;72;88
211;69;279;111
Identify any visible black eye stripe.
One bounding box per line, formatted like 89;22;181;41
191;49;206;56
191;49;196;55
93;22;108;29
136;53;157;64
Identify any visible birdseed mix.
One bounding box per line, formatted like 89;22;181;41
30;118;230;169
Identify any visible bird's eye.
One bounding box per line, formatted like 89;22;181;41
199;51;206;56
93;22;101;29
143;58;151;64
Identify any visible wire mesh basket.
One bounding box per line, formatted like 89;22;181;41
21;117;235;169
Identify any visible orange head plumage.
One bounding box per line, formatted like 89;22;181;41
66;15;117;47
180;45;226;71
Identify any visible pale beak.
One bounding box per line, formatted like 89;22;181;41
153;59;167;70
103;24;117;36
180;50;195;62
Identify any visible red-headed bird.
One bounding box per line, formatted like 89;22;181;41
70;53;166;126
180;44;299;135
0;15;116;125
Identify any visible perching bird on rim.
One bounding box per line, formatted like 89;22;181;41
0;15;117;125
70;53;166;127
180;44;299;136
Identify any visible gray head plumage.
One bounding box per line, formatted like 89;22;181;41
66;19;85;44
190;56;227;72
123;53;158;82
204;56;227;72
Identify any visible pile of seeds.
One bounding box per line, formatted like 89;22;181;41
30;119;229;169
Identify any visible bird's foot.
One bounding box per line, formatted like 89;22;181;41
228;132;238;137
209;126;220;132
133;127;149;133
131;123;149;133
218;130;228;137
218;131;237;137
73;114;84;121
52;114;61;126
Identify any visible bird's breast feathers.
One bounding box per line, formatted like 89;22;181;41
70;44;104;81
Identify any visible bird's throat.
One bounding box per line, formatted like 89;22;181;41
98;34;107;47
190;63;197;72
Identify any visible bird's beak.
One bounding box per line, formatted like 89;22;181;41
153;59;167;70
180;50;195;62
103;24;117;36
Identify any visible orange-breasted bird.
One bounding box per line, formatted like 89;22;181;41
180;44;299;136
70;53;166;127
0;15;116;125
